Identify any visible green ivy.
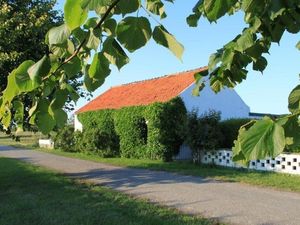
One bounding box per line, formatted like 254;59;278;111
77;97;187;161
77;109;120;156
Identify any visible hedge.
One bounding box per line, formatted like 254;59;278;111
77;110;120;156
219;118;252;148
77;97;187;161
186;110;222;157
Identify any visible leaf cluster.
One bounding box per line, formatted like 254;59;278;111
0;0;184;135
188;0;300;163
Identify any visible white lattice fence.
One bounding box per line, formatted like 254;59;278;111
202;149;300;175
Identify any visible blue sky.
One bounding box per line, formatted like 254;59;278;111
56;0;300;115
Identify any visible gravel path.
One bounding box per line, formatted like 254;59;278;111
1;146;300;225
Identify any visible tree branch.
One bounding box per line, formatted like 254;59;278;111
44;0;122;80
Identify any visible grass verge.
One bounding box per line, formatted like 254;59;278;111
0;157;219;225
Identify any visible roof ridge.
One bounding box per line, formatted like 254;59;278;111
112;66;208;89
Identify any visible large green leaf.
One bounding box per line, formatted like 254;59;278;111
235;29;255;52
204;0;237;22
152;25;184;60
280;116;300;151
86;29;101;51
50;90;69;110
15;60;41;92
186;13;201;27
233;117;285;162
27;56;51;79
80;0;113;14
46;24;70;47
1;106;12;129
146;0;166;19
117;0;141;16
84;73;104;92
62;56;82;78
89;52;111;80
103;38;129;70
36;112;56;134
102;18;117;36
253;56;267;72
192;70;208;96
13;101;24;133
64;0;88;30
52;108;68;128
117;17;152;52
2;71;20;104
288;85;300;113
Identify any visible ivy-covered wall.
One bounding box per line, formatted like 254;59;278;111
77;109;120;155
77;97;187;161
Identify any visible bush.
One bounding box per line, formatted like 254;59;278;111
186;110;222;163
75;128;119;157
219;118;251;148
78;110;120;156
77;97;187;161
53;126;75;152
114;106;147;158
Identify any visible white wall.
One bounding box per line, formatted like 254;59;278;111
74;115;83;132
202;150;300;175
180;83;250;120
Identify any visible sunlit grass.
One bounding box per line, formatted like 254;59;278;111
0;157;219;225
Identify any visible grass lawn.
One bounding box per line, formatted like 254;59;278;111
0;132;45;147
0;157;219;225
2;133;300;193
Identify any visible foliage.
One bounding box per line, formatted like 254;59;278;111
186;110;222;162
188;0;300;163
53;126;75;151
74;128;119;157
0;0;183;135
219;118;251;148
78;97;187;161
114;106;148;158
0;0;61;93
0;0;91;132
77;109;120;156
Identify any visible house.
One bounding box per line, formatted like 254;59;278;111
75;67;250;131
74;67;252;160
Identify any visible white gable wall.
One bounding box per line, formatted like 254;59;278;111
179;83;250;120
74;115;83;132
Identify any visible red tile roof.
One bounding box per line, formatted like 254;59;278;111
76;67;207;114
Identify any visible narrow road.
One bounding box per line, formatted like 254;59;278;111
1;146;299;225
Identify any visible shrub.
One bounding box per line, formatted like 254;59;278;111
149;98;187;161
75;128;119;157
78;110;120;155
77;97;187;161
114;106;147;158
53;126;75;152
186;110;222;163
219;118;251;148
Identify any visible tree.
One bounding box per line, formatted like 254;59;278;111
1;0;300;163
0;0;91;132
0;0;61;92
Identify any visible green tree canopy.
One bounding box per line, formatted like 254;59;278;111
1;0;300;162
0;0;90;131
0;0;61;92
